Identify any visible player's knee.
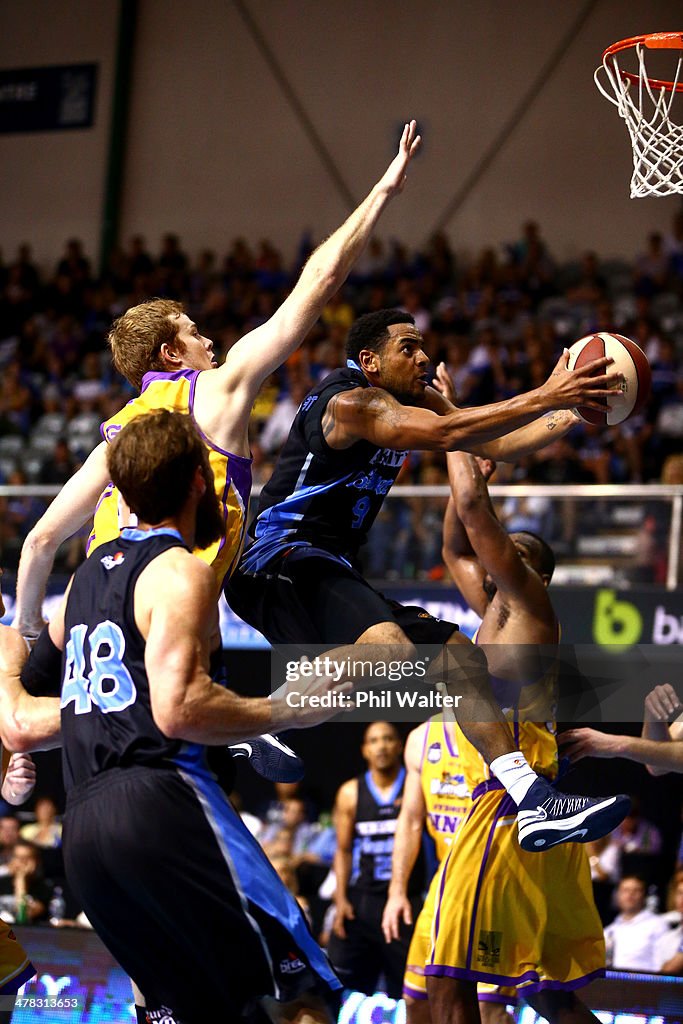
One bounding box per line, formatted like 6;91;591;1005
443;636;488;685
356;620;415;657
356;620;404;643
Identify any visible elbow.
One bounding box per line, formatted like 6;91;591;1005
441;546;460;577
155;713;185;741
440;418;465;452
152;701;186;741
23;523;59;558
453;493;480;524
303;261;337;300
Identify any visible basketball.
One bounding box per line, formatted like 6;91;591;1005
566;332;652;425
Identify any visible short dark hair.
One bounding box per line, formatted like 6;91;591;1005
619;874;647;890
514;531;556;580
362;720;401;743
345;309;415;364
107;410;212;525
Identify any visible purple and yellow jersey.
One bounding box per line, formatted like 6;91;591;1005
87;369;252;587
420;718;471;863
454;628;560;795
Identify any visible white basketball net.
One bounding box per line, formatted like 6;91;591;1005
595;42;683;198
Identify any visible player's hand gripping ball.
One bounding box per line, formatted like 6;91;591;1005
567;332;651;425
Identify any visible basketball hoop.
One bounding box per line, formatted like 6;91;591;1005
595;32;683;197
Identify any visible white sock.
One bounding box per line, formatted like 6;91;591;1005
490;751;538;806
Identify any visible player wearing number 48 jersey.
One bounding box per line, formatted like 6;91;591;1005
42;411;359;1024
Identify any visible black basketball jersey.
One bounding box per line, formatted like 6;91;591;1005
351;767;421;896
241;364;408;572
60;527;207;791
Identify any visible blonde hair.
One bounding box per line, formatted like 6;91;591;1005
107;298;185;389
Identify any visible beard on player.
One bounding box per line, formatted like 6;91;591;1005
381;372;431;407
194;475;225;551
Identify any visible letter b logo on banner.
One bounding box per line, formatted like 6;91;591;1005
593;589;643;649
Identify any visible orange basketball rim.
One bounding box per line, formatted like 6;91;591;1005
595;31;683;197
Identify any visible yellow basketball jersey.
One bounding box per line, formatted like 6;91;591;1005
455;634;560;794
419;718;471;862
88;369;252;587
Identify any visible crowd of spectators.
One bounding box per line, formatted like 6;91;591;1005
1;219;682;578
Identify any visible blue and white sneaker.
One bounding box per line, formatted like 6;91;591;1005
229;733;305;783
517;778;630;852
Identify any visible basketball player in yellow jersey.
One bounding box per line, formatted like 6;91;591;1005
424;452;611;1024
13;120;422;637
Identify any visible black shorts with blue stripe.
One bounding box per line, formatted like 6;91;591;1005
225;545;458;647
63;764;341;1022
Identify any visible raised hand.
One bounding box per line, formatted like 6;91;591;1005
433;361;457;405
376;120;422;196
474;456;496;481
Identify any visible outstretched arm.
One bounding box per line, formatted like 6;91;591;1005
476;410;580;461
559;726;683;773
323;351;619;454
430;362;580;460
216;121;421;400
14;441;110;636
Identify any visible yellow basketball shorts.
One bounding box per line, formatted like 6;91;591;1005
424;790;605;992
0;921;35;994
403;867;516;1006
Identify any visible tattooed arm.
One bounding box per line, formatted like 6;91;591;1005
469;409;581;462
427;361;581;461
320;386;581;455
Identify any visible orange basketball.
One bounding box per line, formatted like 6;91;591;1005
566;332;651;425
